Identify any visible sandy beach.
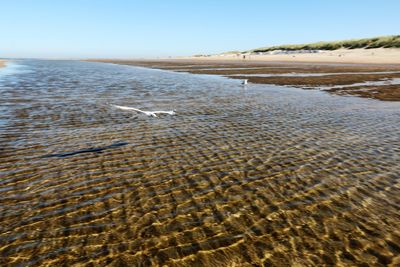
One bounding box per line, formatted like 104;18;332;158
93;50;400;101
184;48;400;64
0;60;6;68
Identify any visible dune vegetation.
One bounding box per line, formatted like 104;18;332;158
250;35;400;52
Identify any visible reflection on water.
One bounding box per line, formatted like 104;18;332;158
0;61;32;81
0;60;400;266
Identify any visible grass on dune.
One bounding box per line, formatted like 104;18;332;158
250;35;400;52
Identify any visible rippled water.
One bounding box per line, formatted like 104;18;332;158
1;60;400;266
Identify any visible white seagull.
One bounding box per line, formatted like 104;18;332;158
111;104;175;118
242;79;248;85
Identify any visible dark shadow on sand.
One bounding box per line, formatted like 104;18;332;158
41;142;128;158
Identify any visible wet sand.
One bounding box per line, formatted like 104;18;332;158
0;60;6;68
91;59;400;101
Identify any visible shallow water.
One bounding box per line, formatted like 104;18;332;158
1;60;400;266
317;78;400;90
227;71;400;77
174;67;295;71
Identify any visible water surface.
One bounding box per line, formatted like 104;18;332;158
1;60;399;266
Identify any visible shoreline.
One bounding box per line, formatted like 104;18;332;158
90;55;400;101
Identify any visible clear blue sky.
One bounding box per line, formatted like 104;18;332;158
0;0;399;58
